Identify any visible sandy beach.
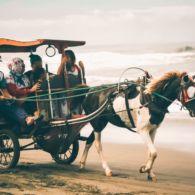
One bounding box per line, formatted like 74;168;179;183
0;141;195;195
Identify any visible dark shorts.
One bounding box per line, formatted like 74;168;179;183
0;101;28;127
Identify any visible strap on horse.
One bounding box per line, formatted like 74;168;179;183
124;91;137;133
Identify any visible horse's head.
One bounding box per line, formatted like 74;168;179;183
178;73;195;117
145;71;195;114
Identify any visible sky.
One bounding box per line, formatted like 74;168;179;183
0;0;195;46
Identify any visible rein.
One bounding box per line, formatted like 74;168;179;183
140;92;169;115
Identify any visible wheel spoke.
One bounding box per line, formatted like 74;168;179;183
63;154;66;160
65;153;69;159
7;153;13;162
52;142;78;165
2;153;8;165
5;139;9;147
0;133;16;168
8;140;13;148
68;149;72;155
0;153;3;163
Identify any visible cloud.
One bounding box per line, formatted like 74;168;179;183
0;5;195;45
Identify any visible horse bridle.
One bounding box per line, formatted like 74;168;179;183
178;74;195;116
179;74;193;102
180;86;190;105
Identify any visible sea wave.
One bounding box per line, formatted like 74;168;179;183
1;51;195;115
1;51;195;73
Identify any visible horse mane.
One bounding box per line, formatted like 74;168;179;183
145;70;186;94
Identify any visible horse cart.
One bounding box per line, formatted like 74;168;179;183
0;38;110;170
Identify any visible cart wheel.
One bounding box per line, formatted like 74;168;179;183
52;140;79;165
0;129;20;170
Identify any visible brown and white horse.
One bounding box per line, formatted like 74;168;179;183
79;71;195;181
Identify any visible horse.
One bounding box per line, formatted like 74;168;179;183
79;70;195;181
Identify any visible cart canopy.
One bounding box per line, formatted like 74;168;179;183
0;38;85;53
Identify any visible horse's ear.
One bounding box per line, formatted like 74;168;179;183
181;72;187;77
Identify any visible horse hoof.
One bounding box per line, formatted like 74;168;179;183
105;170;112;177
139;165;147;173
148;175;157;182
79;162;85;170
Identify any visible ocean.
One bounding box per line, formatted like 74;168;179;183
0;45;195;153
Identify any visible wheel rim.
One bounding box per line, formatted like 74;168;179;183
57;144;73;161
0;134;14;168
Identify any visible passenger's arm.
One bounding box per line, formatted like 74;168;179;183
7;83;31;97
7;83;39;97
0;95;5;99
0;95;14;100
57;62;64;75
0;89;15;99
57;54;67;75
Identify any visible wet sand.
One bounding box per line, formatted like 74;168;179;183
0;142;195;195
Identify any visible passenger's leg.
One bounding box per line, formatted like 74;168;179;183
0;103;34;130
11;104;35;127
22;101;37;115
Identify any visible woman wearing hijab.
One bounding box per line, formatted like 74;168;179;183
6;57;40;114
6;58;39;97
0;71;36;132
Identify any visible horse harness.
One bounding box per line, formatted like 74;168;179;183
112;80;169;132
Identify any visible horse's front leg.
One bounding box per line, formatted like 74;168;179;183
139;127;158;181
147;155;157;182
94;131;112;176
147;129;157;181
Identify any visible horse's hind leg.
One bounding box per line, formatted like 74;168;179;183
94;131;112;176
80;131;95;170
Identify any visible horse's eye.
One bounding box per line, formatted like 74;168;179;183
187;86;195;98
183;75;189;83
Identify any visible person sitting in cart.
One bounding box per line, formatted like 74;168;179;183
57;50;86;87
0;71;38;133
25;54;42;84
25;54;53;85
57;50;87;115
5;57;40;115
